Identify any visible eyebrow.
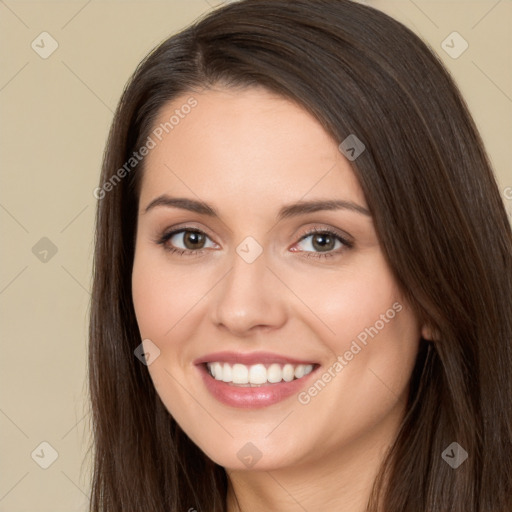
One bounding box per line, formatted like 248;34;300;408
143;195;371;220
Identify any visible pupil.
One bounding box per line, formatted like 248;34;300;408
313;234;333;251
184;231;204;249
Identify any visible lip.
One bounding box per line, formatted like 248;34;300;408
193;351;317;366
194;352;320;409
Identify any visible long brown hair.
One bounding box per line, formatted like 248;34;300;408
87;1;512;510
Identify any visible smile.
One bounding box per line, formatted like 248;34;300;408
194;352;320;408
206;362;315;386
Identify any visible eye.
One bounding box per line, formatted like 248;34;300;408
156;228;218;256
292;227;353;259
155;226;353;259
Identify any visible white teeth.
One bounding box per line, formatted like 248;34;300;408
294;364;305;379
282;363;295;382
213;362;223;381
232;363;249;384
206;361;314;385
222;362;232;383
267;363;282;383
249;364;267;384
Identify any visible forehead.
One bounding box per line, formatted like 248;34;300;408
139;86;366;211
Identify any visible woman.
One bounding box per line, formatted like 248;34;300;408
88;1;512;510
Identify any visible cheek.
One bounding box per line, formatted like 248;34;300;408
131;248;207;339
329;263;420;389
131;253;201;406
132;264;168;338
290;255;421;411
288;254;405;349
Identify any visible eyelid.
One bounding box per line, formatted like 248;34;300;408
155;222;217;241
153;225;218;249
296;225;353;246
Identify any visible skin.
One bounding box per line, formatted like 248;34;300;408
131;86;430;512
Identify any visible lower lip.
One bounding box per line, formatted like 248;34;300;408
197;364;319;409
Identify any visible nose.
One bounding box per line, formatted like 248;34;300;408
210;246;288;337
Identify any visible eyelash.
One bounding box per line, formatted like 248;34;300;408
154;226;353;260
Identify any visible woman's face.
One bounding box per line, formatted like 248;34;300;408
132;86;424;472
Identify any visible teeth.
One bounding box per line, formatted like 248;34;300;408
206;361;314;385
212;362;222;380
232;363;248;384
249;364;267;384
294;364;305;379
282;363;295;382
221;362;232;383
267;363;282;383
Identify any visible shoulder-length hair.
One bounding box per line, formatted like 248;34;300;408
88;1;512;510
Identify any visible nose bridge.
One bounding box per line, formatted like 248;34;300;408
212;237;286;334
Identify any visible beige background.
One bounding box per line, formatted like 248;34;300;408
0;1;510;510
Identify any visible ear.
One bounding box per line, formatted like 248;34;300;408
421;324;435;341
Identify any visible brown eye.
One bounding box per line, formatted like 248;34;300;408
180;231;206;250
156;228;218;256
293;228;352;259
310;232;337;252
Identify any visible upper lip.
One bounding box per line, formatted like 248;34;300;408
193;351;317;366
